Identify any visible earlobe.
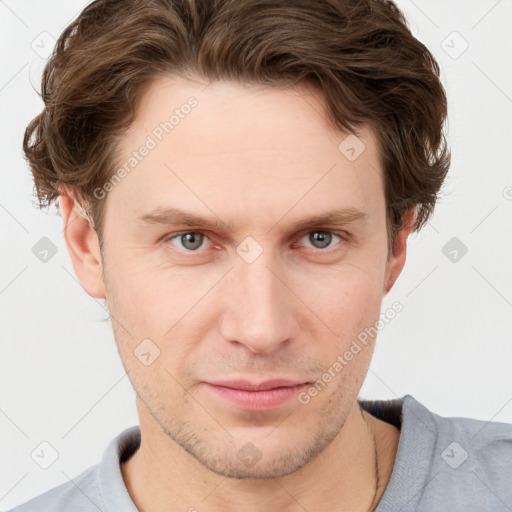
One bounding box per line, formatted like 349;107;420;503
383;209;415;296
59;191;106;299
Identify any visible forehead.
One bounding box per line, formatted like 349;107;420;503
109;76;385;230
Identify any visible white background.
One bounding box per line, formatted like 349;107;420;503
1;0;511;509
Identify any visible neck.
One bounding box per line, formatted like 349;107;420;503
121;399;400;512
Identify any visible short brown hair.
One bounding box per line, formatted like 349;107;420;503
24;0;450;255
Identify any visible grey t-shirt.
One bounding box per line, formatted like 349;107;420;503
6;395;512;511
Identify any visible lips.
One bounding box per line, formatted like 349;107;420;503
207;378;307;391
202;379;310;411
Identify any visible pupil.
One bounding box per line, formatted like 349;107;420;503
182;233;202;250
311;231;331;249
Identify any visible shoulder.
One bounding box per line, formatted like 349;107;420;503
5;464;102;512
405;395;512;510
5;425;140;512
364;395;512;511
421;396;512;467
428;398;512;480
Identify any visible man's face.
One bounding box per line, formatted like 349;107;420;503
98;76;401;478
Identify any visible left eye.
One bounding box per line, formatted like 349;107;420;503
165;230;343;253
167;232;210;252
299;230;343;250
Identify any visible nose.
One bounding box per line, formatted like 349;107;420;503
220;249;298;354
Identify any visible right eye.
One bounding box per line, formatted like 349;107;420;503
164;231;212;252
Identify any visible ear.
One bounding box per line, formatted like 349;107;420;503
59;190;106;299
382;208;415;296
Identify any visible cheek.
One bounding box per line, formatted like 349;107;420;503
105;251;197;332
104;254;217;376
301;268;383;404
298;261;385;334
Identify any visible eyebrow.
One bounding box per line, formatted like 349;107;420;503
136;206;368;232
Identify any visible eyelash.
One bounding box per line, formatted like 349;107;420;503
163;230;348;255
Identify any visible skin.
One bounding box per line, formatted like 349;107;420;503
59;76;412;512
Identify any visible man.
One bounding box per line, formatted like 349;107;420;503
10;0;511;510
